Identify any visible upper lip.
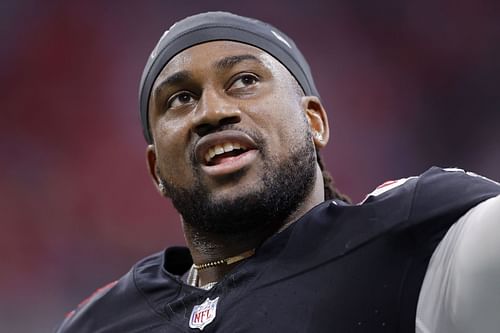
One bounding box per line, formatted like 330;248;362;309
195;130;258;165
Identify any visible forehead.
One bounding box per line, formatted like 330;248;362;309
154;41;285;82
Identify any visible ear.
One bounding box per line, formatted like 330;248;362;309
146;144;165;196
301;96;330;149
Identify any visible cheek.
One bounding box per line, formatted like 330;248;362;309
156;145;195;189
258;99;307;143
153;121;195;187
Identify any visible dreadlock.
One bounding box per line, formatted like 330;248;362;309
316;151;351;203
288;77;350;203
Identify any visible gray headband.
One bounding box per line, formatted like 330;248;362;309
139;11;320;144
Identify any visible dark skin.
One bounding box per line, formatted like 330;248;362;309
146;41;330;286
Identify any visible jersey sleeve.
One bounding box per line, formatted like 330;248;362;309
363;166;500;235
53;251;171;333
54;280;118;332
408;167;500;229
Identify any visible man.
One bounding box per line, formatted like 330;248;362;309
56;12;500;332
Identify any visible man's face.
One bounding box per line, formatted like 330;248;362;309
147;41;321;233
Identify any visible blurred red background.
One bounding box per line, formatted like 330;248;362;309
1;0;499;331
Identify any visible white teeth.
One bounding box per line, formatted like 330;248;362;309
214;145;224;154
204;142;247;163
205;148;216;163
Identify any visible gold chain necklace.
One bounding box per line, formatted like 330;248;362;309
193;249;255;270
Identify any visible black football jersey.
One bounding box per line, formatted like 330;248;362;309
55;167;500;332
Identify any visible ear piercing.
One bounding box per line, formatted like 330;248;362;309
313;132;323;141
158;182;166;195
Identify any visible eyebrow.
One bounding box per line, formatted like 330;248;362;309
213;54;262;71
153;70;192;98
153;54;262;98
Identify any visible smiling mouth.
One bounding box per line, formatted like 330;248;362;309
204;142;249;166
195;130;260;176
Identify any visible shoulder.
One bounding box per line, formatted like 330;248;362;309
363;167;499;203
361;166;500;231
55;252;165;333
409;167;500;218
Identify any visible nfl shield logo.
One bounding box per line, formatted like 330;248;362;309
189;297;219;330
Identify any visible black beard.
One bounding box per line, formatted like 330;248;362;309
159;132;317;236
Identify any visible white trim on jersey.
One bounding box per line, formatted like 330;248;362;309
359;176;417;204
361;168;499;206
443;167;500;186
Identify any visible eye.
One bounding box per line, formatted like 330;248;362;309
228;73;259;91
166;91;195;109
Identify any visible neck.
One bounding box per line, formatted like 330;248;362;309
183;165;325;286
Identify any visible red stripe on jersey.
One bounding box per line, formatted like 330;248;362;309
65;280;118;318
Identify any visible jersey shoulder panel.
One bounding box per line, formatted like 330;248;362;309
361;166;500;232
55;252;166;333
409;166;500;226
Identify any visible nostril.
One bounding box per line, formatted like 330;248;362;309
219;115;241;127
194;115;241;137
194;123;216;137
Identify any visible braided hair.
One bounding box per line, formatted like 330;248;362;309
316;151;351;203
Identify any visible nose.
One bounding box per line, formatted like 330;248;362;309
191;88;241;137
